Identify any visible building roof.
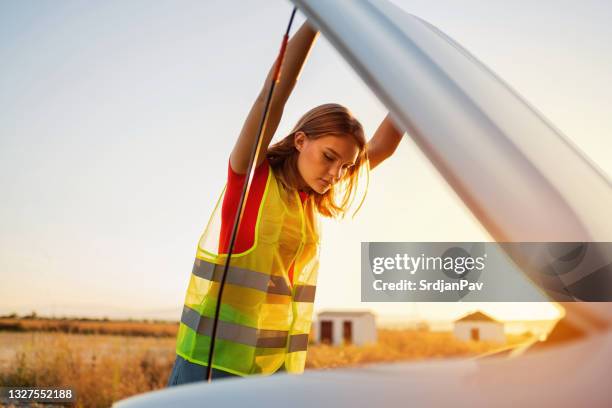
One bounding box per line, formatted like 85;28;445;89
318;310;375;318
455;311;500;323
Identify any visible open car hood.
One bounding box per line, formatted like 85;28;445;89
293;0;612;320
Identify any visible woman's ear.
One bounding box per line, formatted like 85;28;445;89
294;131;306;152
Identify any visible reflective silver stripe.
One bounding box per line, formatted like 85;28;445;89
192;258;292;297
287;334;309;352
293;285;316;302
181;306;288;348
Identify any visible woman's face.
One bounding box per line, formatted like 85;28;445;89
294;132;360;194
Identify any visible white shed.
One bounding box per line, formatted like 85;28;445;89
453;311;505;343
313;310;377;346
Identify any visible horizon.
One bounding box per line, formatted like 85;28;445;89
2;308;558;337
0;303;562;324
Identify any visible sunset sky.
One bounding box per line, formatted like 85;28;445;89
1;0;610;324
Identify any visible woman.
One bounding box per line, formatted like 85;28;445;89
167;21;403;386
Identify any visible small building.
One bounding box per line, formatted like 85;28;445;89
313;310;377;346
453;311;505;343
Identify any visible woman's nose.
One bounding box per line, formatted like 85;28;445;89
329;165;343;182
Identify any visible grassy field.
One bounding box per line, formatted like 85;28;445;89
0;317;178;337
0;319;532;407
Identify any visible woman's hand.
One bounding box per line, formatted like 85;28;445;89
230;21;319;174
366;113;404;170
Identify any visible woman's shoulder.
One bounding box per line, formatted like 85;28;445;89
223;157;272;213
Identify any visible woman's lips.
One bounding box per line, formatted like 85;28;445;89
319;178;330;187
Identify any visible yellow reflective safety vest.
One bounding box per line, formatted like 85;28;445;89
176;163;320;376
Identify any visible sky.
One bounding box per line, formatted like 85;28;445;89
1;0;610;324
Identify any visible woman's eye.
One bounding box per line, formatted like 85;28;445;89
324;154;334;161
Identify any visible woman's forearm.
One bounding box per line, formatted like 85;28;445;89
367;113;404;170
261;21;319;105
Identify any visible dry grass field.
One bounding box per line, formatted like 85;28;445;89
0;319;532;407
0;317;178;337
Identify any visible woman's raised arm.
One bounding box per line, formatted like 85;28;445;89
366;114;404;170
230;21;319;174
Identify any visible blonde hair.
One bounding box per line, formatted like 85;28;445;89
266;103;370;219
